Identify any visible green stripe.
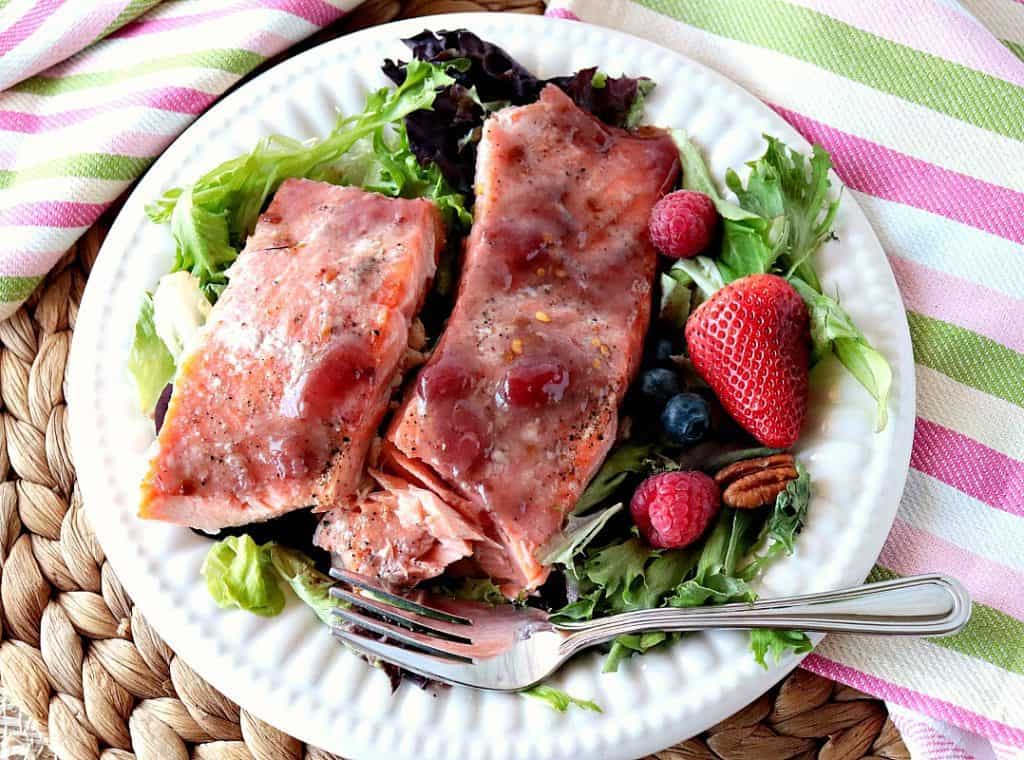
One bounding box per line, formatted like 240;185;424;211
908;311;1024;409
0;276;42;303
871;566;1024;675
97;0;163;40
0;154;152;189
13;49;262;95
1004;41;1024;65
635;0;1024;141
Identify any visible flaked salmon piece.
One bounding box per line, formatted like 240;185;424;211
314;471;490;588
139;179;443;530
318;86;679;594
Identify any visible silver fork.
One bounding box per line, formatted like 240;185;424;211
328;569;970;692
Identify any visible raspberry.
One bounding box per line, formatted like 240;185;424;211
630;470;720;549
648;190;718;259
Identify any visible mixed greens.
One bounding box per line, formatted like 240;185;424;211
541;447;813;672
132;29;893;711
672;133;892;429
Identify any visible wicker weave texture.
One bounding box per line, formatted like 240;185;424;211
0;3;908;758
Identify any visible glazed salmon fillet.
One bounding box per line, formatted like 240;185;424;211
140;179;443;530
316;86;679;593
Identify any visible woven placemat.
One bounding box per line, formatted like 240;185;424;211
0;2;911;758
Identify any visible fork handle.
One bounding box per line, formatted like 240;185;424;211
555;574;971;657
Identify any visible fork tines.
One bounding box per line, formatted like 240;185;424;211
328;567;476;664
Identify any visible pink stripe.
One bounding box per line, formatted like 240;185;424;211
0;0;66;55
0;87;218;133
890;256;1024;354
545;8;582;20
0;201;105;228
0;1;124;89
890;712;978;760
912;419;1024;517
771;105;1024;245
787;0;1024;87
111;5;248;38
801;655;1024;745
111;0;342;38
259;0;344;25
880;519;1024;620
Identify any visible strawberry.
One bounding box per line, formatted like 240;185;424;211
684;274;809;448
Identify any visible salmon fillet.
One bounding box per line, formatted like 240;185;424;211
140;179;443;530
316;86;679;593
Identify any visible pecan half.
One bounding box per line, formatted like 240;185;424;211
715;453;798;508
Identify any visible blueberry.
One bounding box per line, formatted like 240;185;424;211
661;392;711;445
639;367;681;406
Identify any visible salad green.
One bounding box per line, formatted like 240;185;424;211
673;133;891;430
523;684;602;713
127;293;175;413
202;535;338;624
549;462;812;672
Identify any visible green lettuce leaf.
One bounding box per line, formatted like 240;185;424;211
623;78;656;130
716;213;788;283
267;545;338;625
671;130;758;221
726;136;840;289
658;269;693;330
574;441;658;514
673;132;838;288
168;185;235;299
523;685;601;713
201;535;285;618
202;537;338;623
750;629;813;668
674;130;782;285
541;502;623;566
741;462;810;580
668;256;725;300
790;278;892;430
127;293;175;413
604;631;671;673
583;539;653;598
669;509;759;608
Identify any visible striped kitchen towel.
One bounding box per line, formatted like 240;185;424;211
0;0;360;320
544;0;1024;757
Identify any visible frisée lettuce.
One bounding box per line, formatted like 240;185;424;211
674;133;891;430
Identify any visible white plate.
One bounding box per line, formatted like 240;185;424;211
68;13;915;760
